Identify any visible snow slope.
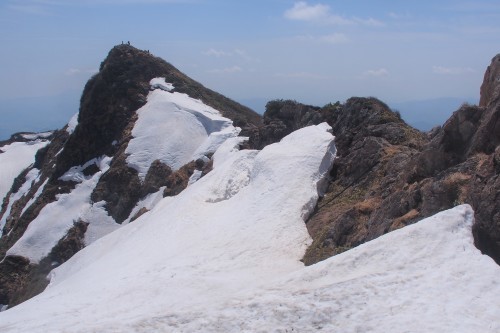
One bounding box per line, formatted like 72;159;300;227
0;169;41;236
6;156;121;262
1;125;499;332
0;140;48;202
126;78;240;180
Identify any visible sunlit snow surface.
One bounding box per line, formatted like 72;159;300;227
6;156;120;262
126;78;240;180
65;113;79;134
1;124;499;332
0;140;48;202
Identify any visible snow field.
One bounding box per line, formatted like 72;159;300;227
0;123;337;331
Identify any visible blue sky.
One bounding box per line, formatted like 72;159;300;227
1;0;499;137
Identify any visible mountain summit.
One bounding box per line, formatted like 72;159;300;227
0;44;261;307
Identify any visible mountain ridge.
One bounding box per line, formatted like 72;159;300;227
0;45;499;318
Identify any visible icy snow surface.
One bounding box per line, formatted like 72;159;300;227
0;140;48;202
1;125;499;332
6;156;120;263
0;169;40;236
125;78;240;180
122;186;166;225
66;113;78;134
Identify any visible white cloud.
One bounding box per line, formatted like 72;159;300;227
387;11;411;20
203;48;232;58
203;48;258;62
355;17;384;27
233;49;258;62
207;66;242;74
432;66;475;75
274;71;327;79
364;68;389;77
296;33;349;44
284;1;383;26
319;33;349;44
65;68;98;76
284;1;331;22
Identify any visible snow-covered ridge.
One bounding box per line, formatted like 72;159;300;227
1;123;499;332
125;78;240;180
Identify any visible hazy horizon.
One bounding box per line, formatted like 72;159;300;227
1;0;498;138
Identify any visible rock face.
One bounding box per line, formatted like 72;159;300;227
0;44;261;308
479;54;500;108
302;58;500;265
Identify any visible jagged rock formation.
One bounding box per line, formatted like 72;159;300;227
479;54;500;108
0;44;260;308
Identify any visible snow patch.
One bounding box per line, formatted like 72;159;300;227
187;170;203;186
59;156;110;183
0;140;48;202
66;113;78;134
20;178;48;216
125;78;240;180
20;132;53;140
150;77;174;91
82;201;121;246
122;186;166;225
0;168;40;236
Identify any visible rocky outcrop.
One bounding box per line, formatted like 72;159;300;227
299;98;427;264
55;45;259;179
241;99;324;150
479;54;500;107
302;56;500;265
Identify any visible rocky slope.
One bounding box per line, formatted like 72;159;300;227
0;44;260;308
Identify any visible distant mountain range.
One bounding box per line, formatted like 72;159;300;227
0;92;79;140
